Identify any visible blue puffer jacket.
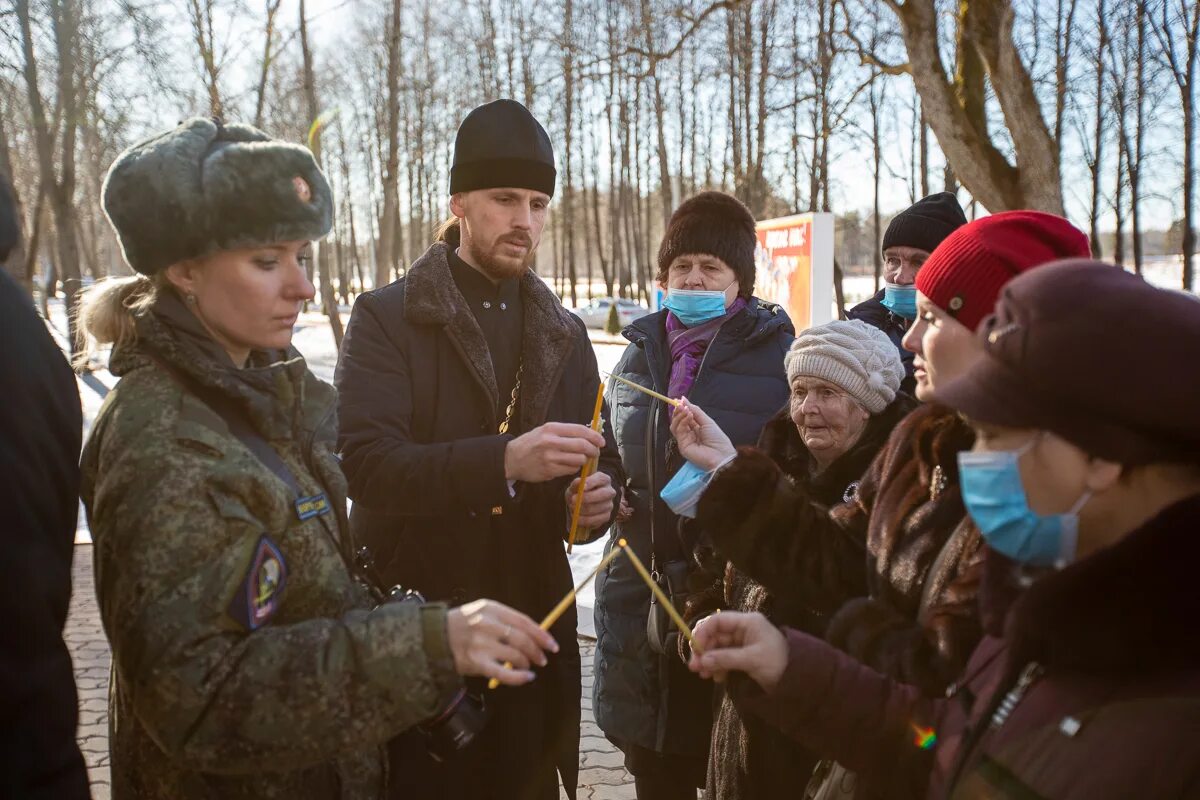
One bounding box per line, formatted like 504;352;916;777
593;299;793;758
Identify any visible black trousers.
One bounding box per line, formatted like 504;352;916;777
388;677;563;800
618;740;704;800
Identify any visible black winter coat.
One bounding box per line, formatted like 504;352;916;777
335;242;622;799
592;301;793;760
0;270;89;800
848;291;915;396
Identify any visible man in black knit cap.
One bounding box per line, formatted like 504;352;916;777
336;99;622;799
848;191;966;394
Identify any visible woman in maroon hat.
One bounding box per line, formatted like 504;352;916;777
684;260;1200;798
671;210;1089;798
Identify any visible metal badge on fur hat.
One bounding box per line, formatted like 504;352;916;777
101;117;333;275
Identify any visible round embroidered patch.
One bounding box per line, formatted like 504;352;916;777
948;295;964;312
227;535;288;631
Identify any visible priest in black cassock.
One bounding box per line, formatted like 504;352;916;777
335;99;623;800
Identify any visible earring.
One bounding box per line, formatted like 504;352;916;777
185;293;197;305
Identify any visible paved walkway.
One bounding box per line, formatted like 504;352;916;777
65;544;638;799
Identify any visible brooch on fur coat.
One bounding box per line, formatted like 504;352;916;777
929;465;947;501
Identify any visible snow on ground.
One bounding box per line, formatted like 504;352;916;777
60;300;629;636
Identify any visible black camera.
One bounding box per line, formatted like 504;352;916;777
419;687;489;762
381;582;490;762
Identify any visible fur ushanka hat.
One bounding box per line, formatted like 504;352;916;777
657;191;757;297
102;117;333;275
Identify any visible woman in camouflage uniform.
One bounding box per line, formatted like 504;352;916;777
76;118;556;800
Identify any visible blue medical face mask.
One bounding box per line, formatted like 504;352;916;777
660;459;728;518
881;282;918;320
663;286;733;327
957;439;1091;568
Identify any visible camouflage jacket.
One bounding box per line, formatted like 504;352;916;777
80;295;460;799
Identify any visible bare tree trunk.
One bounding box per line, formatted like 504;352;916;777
299;0;344;349
1182;0;1200;289
888;0;1064;212
0;111;29;290
791;13;802;211
870;71;885;291
1087;0;1108;257
563;0;578;306
377;0;403;289
187;0;224;117
919;103;931;197
816;0;834;213
605;28;624;297
581;126;594;300
1151;0;1199;288
253;0;284;128
24;183;47;291
1115;127;1127;266
1054;0;1079;153
18;0;83;353
1130;0;1147;274
727;6;744;202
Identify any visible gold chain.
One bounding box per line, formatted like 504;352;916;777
498;362;523;434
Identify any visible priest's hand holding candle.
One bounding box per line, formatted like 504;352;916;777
564;473;617;532
564;381;616;549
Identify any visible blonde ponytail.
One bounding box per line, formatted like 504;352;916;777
73;273;165;369
434;216;461;247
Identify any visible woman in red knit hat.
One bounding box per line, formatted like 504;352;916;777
671;210;1088;799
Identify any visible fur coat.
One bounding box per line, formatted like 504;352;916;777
687;396;913;800
696;403;986;798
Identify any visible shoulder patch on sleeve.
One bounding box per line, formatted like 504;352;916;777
227;535;288;631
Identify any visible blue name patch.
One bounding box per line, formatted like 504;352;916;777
295;493;330;521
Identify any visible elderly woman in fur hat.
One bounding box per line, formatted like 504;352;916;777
672;210;1091;799
670;320;913;800
75;118;555;799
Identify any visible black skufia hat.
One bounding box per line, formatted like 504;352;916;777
449;99;556;197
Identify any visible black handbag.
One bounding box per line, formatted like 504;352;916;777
646;557;690;655
643;400;690;655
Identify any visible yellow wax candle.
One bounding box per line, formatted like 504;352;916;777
488;543;625;689
567;381;606;554
618;539;703;655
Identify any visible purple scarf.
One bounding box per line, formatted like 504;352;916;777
665;296;748;410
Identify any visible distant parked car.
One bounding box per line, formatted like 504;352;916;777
573;297;652;329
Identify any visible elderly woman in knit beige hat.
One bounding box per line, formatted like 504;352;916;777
669;319;914;800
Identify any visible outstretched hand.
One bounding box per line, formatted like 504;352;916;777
687;611;788;692
670;397;737;472
446;599;560;687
